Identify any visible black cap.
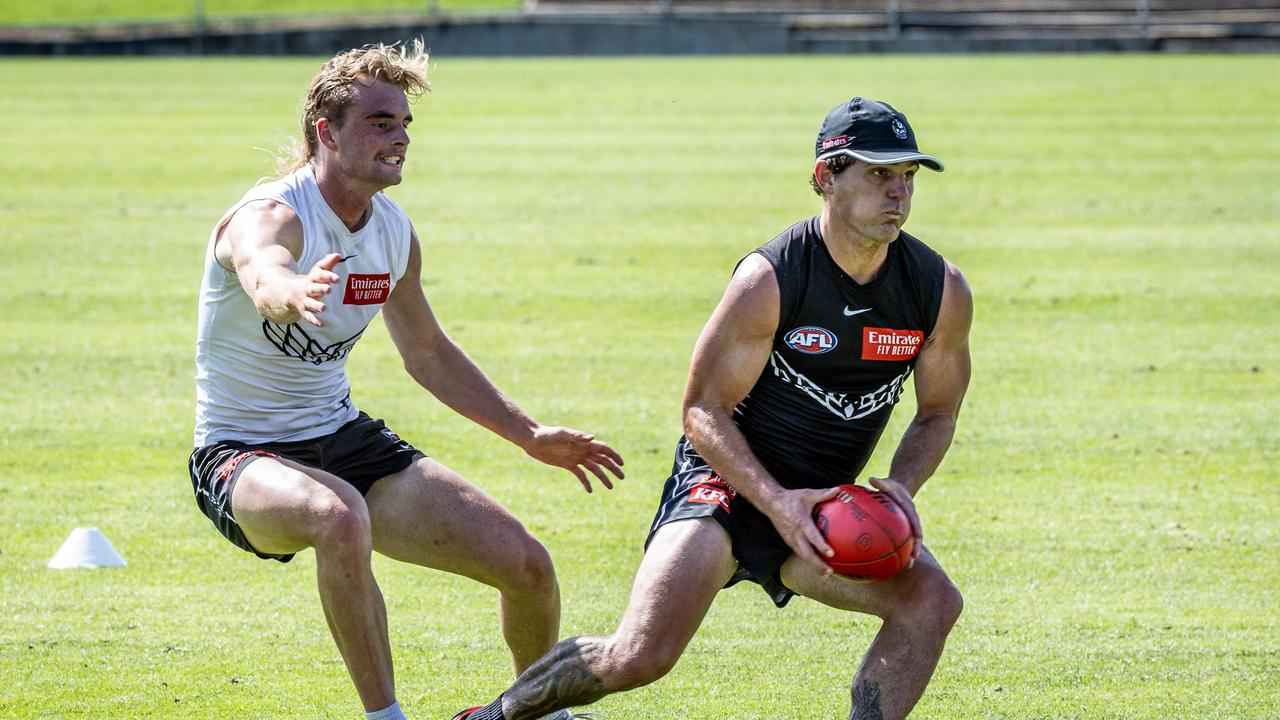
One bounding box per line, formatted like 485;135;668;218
815;97;944;172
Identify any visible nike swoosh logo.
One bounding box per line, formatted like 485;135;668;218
338;254;358;263
843;306;872;317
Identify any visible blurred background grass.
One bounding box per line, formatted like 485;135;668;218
0;54;1277;718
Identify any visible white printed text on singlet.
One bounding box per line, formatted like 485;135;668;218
768;351;909;421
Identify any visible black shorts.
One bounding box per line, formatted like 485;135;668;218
646;436;799;608
188;412;425;562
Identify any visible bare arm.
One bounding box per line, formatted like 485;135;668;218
868;260;973;561
682;253;840;574
220;200;342;326
382;229;623;492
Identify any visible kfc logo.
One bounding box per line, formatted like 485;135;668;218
689;477;736;512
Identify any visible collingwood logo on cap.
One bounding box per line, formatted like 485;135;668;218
891;117;908;140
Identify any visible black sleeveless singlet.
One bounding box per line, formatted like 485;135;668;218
733;215;946;487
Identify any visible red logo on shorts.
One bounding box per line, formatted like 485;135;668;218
343;273;392;305
861;327;924;361
215;450;278;483
689;475;736;512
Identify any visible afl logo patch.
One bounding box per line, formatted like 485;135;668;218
785;326;838;355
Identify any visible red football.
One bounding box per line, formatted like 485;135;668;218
812;484;914;580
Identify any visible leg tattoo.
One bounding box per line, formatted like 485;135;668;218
504;637;608;720
851;681;885;720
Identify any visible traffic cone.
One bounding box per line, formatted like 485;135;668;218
48;527;127;569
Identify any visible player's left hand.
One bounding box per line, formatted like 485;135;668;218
763;485;843;576
524;425;625;493
868;476;922;567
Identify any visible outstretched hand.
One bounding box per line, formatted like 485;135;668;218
868;476;922;567
290;252;343;326
524;425;625;493
764;486;843;576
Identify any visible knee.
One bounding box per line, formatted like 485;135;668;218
503;535;558;599
891;572;963;635
309;488;372;555
602;634;682;691
931;579;964;630
913;575;964;632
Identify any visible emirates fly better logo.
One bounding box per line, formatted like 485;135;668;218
862;327;924;361
344;273;392;305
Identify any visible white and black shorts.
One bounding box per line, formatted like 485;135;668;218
187;412;424;562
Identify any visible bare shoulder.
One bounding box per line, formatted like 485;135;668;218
942;259;971;297
216;200;304;269
731;251;777;289
406;224;422;269
390;223;425;290
930;259;973;348
715;252;781;337
685;251;782;412
732;251;778;293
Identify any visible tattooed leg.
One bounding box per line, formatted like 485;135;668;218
496;519;737;720
502;637;609;719
851;681;885;720
844;578;962;720
780;548;963;720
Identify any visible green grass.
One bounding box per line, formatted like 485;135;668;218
0;0;520;27
1;54;1278;719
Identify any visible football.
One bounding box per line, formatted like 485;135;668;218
812;484;914;580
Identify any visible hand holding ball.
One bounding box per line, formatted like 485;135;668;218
812;484;914;580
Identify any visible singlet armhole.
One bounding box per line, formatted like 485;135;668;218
213;197;305;274
919;252;948;343
212;224;235;273
736;249;797;336
771;254;803;333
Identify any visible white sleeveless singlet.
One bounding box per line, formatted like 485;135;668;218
194;165;411;445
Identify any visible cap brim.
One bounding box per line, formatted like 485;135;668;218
817;148;944;172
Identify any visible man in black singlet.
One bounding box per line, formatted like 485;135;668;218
453;98;973;720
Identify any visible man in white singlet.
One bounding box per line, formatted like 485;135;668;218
188;43;624;720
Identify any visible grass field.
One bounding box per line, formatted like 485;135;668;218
1;54;1277;719
0;0;520;27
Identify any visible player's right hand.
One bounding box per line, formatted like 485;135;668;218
868;476;922;568
522;424;626;493
290;252;343;326
764;486;842;576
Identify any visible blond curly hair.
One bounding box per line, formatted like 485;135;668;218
283;40;431;174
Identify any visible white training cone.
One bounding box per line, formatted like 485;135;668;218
48;527;126;569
